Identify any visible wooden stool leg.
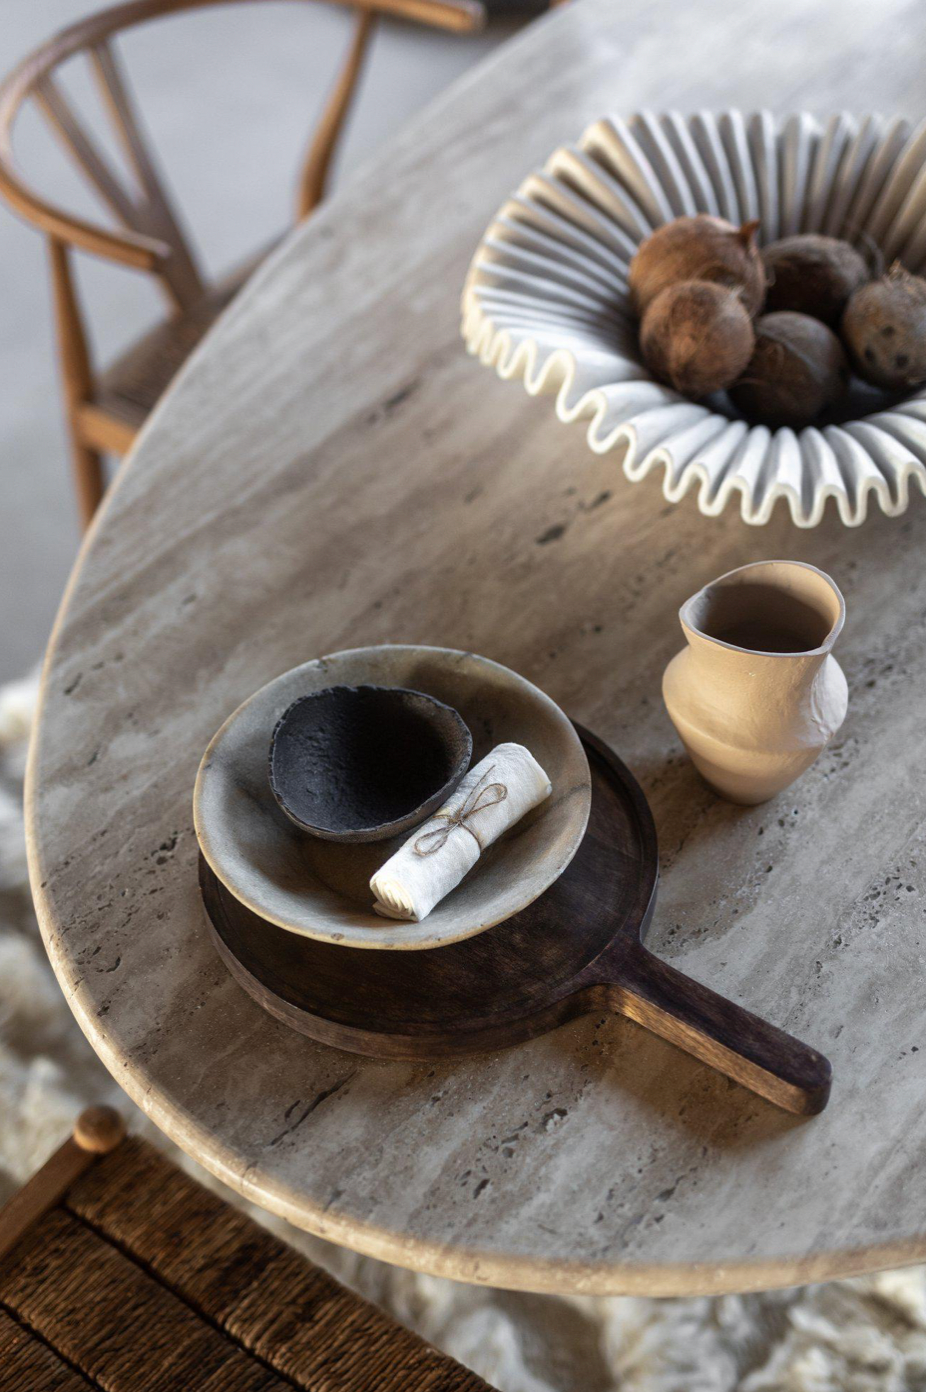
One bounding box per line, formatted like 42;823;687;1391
0;1107;125;1261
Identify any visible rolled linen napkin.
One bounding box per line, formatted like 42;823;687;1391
370;742;552;921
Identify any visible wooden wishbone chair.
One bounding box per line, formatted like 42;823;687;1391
0;0;485;530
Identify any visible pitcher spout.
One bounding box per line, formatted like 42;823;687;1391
681;560;845;660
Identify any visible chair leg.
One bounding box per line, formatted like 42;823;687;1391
68;423;106;532
48;236;106;531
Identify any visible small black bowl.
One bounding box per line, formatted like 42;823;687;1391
268;685;472;843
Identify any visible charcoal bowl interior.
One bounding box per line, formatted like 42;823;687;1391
269;686;471;840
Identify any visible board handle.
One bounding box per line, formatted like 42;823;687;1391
605;941;832;1115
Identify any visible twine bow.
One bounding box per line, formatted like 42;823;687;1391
413;764;508;856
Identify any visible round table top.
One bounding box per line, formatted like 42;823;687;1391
28;0;926;1297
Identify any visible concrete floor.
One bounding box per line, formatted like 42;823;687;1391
0;0;516;681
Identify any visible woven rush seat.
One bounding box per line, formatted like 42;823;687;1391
0;1110;494;1392
94;254;263;431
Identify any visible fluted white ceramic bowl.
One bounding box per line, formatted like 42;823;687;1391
462;110;926;527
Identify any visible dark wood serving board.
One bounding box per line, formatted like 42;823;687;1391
201;729;832;1115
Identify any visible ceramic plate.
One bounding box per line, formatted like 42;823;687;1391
193;645;591;950
462;110;926;527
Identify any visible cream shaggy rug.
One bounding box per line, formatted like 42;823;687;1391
4;674;926;1392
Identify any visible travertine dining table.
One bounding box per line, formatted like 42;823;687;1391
27;0;926;1296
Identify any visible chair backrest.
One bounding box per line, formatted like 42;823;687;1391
0;0;484;310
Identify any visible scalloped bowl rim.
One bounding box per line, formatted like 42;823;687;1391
461;108;926;529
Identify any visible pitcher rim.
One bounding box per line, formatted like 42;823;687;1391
680;560;846;659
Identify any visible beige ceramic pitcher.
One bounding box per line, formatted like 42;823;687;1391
663;561;848;804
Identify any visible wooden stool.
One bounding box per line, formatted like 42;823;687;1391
0;1108;495;1390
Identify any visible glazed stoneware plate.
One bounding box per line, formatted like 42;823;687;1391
462;109;926;527
193;645;591;950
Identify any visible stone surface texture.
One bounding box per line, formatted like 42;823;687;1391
26;0;926;1295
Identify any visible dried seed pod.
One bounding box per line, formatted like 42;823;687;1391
730;311;848;428
762;234;868;325
841;262;926;389
629;214;766;317
640;280;755;398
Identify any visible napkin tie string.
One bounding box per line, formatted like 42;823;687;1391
413;765;508;856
